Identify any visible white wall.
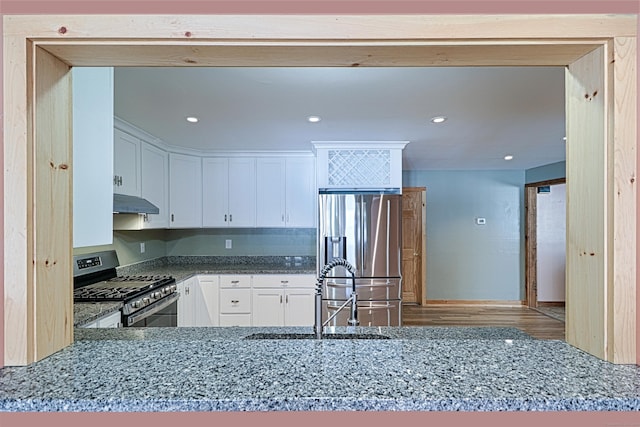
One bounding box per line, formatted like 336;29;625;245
536;183;566;301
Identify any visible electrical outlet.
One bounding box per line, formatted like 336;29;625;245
140;242;146;253
475;218;486;225
225;239;232;249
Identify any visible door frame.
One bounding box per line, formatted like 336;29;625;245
525;178;567;309
2;14;637;365
402;187;427;306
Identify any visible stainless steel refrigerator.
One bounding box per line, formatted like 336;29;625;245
317;190;402;327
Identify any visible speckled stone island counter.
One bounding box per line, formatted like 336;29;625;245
1;326;640;412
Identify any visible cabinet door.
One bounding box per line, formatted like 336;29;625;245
284;289;315;326
169;153;202;228
177;277;197;327
113;128;141;197
252;288;285;326
72;67;113;248
228;158;256;227
256;157;286;227
140;142;169;228
97;310;122;328
285;157;316;227
195;276;219;326
202;158;229;227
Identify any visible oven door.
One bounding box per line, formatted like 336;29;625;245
124;292;179;327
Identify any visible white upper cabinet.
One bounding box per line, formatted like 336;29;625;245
256;156;315;228
72;67;114;248
285;157;316;227
203;157;256;227
140;142;169;228
312;141;408;192
113;128;142;197
169;153;202;228
228;158;257;227
202;157;228;227
256;158;286;227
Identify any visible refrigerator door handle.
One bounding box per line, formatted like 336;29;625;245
361;197;367;273
386;198;391;276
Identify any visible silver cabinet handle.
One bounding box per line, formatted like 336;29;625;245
280;295;283;304
286;295;289;304
282;214;285;222
185;287;189;295
231;280;240;284
230;214;233;222
280;280;289;284
224;214;227;222
231;300;239;304
171;214;174;222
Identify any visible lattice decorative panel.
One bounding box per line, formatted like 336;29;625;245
327;149;391;187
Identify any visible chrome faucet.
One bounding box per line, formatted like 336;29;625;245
314;258;359;339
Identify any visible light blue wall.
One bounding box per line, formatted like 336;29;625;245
525;161;566;184
165;228;316;257
76;228;316;266
403;170;525;301
73;230;167;266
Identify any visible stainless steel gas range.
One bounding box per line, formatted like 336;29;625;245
73;250;178;327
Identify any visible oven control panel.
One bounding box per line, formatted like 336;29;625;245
73;250;120;279
77;256;102;270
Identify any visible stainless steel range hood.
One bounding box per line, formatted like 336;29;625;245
113;193;159;214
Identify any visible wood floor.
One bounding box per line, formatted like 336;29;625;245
401;304;566;340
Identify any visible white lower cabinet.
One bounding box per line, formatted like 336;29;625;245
196;275;219;326
177;275;219;327
177;274;315;327
219;275;252;326
283;289;316;327
80;310;122;329
251;275;316;326
252;289;286;326
177;276;197;326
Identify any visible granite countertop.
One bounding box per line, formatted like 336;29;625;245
1;326;639;412
74;302;123;328
117;256;317;282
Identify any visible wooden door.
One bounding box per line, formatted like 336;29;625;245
401;188;426;304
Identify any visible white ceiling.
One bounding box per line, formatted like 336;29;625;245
113;66;566;171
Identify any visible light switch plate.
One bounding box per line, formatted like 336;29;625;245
225;239;232;249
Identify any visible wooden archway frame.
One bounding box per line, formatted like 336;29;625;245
2;14;637;365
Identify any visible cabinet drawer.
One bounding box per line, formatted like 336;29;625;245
219;275;251;288
252;274;316;288
219;288;251;313
219;313;251;326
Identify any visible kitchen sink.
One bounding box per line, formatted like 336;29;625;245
243;333;391;340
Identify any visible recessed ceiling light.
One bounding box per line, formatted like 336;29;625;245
186;116;199;123
307;116;321;123
504;155;514;161
430;116;447;124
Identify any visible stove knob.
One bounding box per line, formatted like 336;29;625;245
142;297;150;305
132;300;141;309
162;287;171;295
152;291;162;299
170;284;177;292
